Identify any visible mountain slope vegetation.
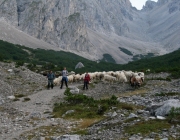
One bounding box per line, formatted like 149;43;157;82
0;40;180;78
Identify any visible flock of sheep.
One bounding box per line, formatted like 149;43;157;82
53;70;145;88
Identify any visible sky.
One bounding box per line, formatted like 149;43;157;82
129;0;158;10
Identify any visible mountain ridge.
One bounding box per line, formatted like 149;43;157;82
0;0;179;64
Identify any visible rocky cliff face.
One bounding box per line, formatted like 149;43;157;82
78;0;133;35
0;0;93;52
0;0;18;26
0;0;134;62
144;0;180;52
0;0;179;64
17;0;93;52
143;1;157;11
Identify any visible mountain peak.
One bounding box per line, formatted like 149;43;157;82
142;0;157;11
0;0;179;64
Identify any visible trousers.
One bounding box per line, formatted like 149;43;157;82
48;79;54;89
83;81;89;90
60;77;68;88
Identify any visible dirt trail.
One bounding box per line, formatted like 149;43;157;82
12;86;66;116
3;85;80;140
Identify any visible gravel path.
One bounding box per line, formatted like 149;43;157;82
1;85;80;140
11;86;66;116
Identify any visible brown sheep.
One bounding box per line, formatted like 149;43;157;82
130;75;143;88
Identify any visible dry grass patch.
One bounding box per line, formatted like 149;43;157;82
71;118;102;135
124;119;171;136
78;118;102;129
146;80;168;87
0;106;5;111
119;89;148;97
21;125;67;140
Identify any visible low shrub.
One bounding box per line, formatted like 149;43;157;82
155;92;179;96
168;107;180;123
14;94;25;98
53;92;119;119
124;119;171;136
24;97;31;102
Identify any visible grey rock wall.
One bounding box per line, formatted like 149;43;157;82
13;0;133;51
0;0;179;64
0;0;93;52
0;0;18;26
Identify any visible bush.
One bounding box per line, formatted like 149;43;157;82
54;93;119;118
14;94;25;98
168;107;180;123
24;97;31;102
13;98;20;101
16;61;24;67
64;88;95;105
97;104;108;115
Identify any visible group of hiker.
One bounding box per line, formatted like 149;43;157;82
46;67;90;90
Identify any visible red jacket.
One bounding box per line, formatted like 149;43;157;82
84;74;90;82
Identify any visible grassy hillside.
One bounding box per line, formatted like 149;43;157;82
122;49;180;78
0;40;180;78
0;40;122;72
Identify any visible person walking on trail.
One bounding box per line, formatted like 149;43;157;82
83;72;91;90
60;67;68;89
47;70;55;89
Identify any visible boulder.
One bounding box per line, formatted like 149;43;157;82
7;95;15;100
69;86;80;94
156;116;166;120
146;99;180;116
128;113;138;119
111;111;117;117
75;62;84;69
65;110;75;115
155;99;180;116
7;69;13;73
56;135;80;140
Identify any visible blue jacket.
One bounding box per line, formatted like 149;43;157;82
47;73;55;80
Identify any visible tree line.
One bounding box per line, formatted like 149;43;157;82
0;40;179;78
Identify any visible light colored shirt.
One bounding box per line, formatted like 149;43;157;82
62;70;68;77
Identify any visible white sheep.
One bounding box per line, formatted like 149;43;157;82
53;76;62;86
122;70;134;82
102;74;116;84
73;74;81;82
67;75;74;83
133;72;139;76
106;71;114;76
138;72;145;82
96;72;106;80
115;71;127;83
80;73;86;81
89;72;96;80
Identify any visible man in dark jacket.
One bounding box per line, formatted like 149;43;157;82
83;72;91;90
47;70;55;89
